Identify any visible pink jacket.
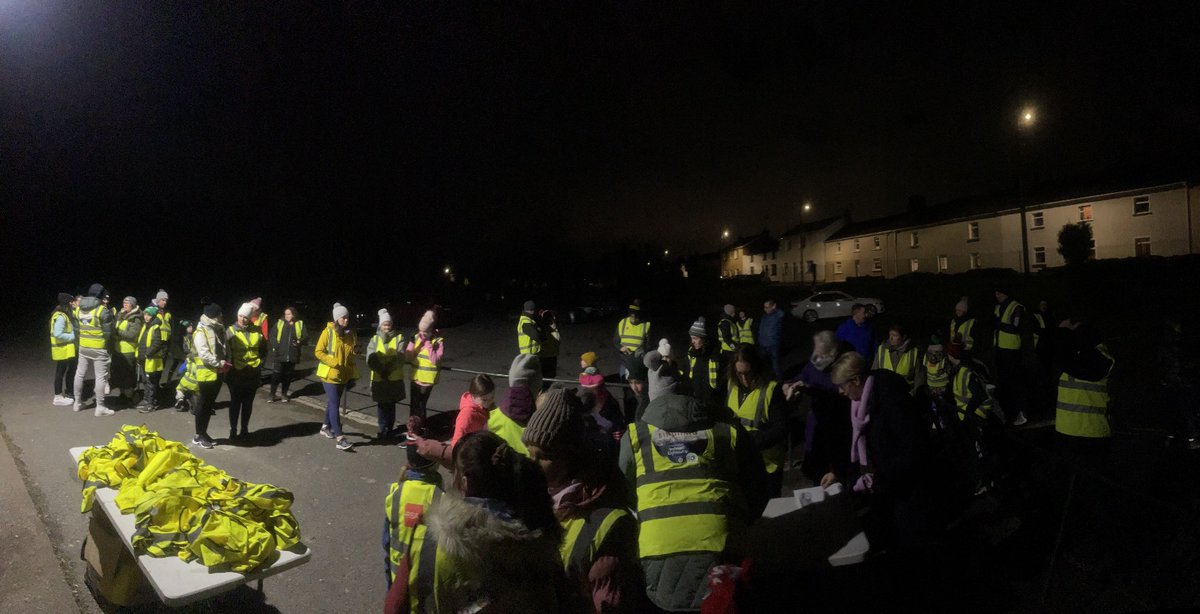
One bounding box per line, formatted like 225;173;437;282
406;332;444;387
452;392;490;446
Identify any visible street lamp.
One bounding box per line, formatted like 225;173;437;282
722;229;730;240
663;249;670;256
1016;105;1037;273
799;202;813;287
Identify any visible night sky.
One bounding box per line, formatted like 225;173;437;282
3;2;1199;304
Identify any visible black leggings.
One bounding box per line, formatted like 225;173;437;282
54;358;77;396
270;362;295;397
228;379;256;434
195;380;222;438
409;381;433;419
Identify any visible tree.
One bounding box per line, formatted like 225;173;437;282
1057;222;1093;266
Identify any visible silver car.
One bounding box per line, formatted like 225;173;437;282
790;291;884;323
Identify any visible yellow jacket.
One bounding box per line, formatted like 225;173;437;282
315;322;358;384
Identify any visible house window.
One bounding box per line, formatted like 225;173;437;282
1079;204;1093;222
1033;246;1046;269
969;253;982;269
1135;237;1151;257
854;260;861;276
836;241;842;253
967;222;980;241
772;252;777;260
750;265;755;275
910;231;919;247
783;262;790;275
1133;196;1150;215
872;236;881;250
834;261;843;274
910;258;920;272
1089;239;1096;259
854;239;861;252
937;255;948;271
872;258;882;273
1030;211;1044;229
771;264;777;276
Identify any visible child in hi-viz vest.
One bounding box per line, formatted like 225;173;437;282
383;418;444;593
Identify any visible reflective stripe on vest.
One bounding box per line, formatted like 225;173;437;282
517;315;541;355
78;306;107;349
879;343;919;384
117;318;139;355
950;317;975;351
159;311;173;342
617;318;650;352
726;381;782;472
1056;344;1113;438
629;422;734;558
1033;313;1046;348
925;358;950;390
487;409;529;456
50;312;76;360
688;353;719;389
385;478;442;607
412;334;442;386
139;320;165;373
559;506;629;577
230;329;263;370
953;367;991;420
737;319;754;344
274;319;303;343
371;334;406;382
993;301;1023;350
718;318;736;352
192;326;220;382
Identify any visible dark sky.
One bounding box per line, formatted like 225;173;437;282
3;2;1199;296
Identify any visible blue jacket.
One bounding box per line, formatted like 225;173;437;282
836;317;875;362
758;309;784;346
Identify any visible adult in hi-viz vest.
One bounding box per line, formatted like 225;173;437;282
73;283;117;416
1053;320;1115;468
993;285;1028;426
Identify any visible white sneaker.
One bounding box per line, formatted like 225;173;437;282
53;395;73;406
94;406;115;417
73;402;83;412
1011;412;1028;427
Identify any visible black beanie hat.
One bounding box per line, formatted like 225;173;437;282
204;303;223;319
57;292;73;306
87;283;106;298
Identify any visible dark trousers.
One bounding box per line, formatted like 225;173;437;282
142;368;162;407
540;356;558;385
409;382;433;419
760;344;781;379
323;382;345;437
994;349;1025;421
377;401;396;437
195;380;221;438
227;372;258;435
270;362;296;397
54;358;77;397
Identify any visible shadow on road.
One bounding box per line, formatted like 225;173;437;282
241;422;323;448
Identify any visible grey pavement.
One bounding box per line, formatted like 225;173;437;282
0;314;617;613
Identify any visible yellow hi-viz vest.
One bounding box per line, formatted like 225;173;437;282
994;300;1023;350
617;317;650;353
925;357;950;392
385;476;443;613
411;334;442;386
487;408;529;457
688;353;719;389
79;306;108;350
628;422;736;559
117;316;140;355
370;334;406;382
229;328;263;370
517;315;541;355
559;506;632;577
718;317;737;352
953;367;992;421
50;311;76;360
1055;344;1114;439
727;380;783;473
192;326;222;382
736;319;754;344
274;319;304;344
138;319;165;373
950;317;976;352
878;343;919;391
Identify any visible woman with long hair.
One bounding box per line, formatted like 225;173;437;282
725;343;790;496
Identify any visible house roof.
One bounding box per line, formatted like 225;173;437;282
780;215;843;238
721;231;778;255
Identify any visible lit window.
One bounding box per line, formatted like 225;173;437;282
910;258;919;272
1135;237;1151;257
1033;246;1046;269
1030;212;1044;229
910;231;919;247
967;222;980;241
854;239;861;252
873;236;881;250
937;255;948;271
1133;196;1150;215
1079;204;1093;222
970;253;982;269
834;261;843;274
872;258;882;272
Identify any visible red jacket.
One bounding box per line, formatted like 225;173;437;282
452;392;490;446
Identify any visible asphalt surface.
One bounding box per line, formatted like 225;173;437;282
0;314;619;613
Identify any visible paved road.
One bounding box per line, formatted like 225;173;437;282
0;314;617;613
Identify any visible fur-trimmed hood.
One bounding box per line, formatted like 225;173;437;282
425;496;566;612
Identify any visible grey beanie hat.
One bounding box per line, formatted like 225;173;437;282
521;388;583;452
644;350;679;401
509;353;542;390
123;296;138;307
523;300;537;313
332;303;349;320
689;317;707;338
156;289;169;301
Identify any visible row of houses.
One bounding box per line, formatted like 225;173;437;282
719;180;1200;284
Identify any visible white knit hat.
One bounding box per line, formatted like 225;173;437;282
378;308;392;325
237;302;254;318
657;338;671;360
332;303;349;320
155;289;169;301
418;310;435;332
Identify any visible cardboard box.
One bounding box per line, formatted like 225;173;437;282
81;512;157;607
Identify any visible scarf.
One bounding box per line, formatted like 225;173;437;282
850;375;876;493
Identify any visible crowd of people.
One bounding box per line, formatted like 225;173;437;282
49;282;1122;612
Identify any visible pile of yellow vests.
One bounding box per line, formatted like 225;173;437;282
78;425;300;573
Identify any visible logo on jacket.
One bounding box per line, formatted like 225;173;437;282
651;429;708;464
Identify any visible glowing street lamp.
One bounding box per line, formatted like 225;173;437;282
663;249;670;256
722;229;730;239
1018;106;1036;130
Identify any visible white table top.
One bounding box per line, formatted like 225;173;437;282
70;446;311;607
762;493;870;567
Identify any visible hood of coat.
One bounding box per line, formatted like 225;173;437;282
78;296;102;312
426;496;560;591
499;385;536;425
199;314;225;332
888;337;911;354
120;307;142;322
640;393;711;432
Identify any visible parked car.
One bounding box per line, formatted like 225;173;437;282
791;291;884;322
555;303;621;325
